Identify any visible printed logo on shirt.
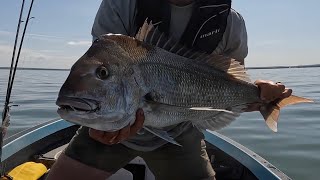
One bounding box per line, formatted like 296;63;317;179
199;28;220;39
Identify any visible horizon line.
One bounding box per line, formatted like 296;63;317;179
1;64;320;71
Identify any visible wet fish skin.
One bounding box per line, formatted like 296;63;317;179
57;35;252;131
57;38;143;131
56;22;313;136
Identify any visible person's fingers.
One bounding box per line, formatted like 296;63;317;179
280;88;292;99
89;128;119;145
254;79;273;86
260;85;278;101
130;109;145;136
88;109;145;144
113;124;131;143
255;80;291;102
103;131;119;144
255;80;272;100
276;83;285;92
89;128;104;139
271;84;285;100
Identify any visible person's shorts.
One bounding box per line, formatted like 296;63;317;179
64;126;215;180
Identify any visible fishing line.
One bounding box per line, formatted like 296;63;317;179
0;0;35;176
20;19;35;68
0;0;26;165
6;0;35;108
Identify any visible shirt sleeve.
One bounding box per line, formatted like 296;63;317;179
212;9;248;61
91;0;137;41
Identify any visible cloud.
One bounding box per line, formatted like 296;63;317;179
0;30;66;42
67;41;91;46
0;44;14;60
37;49;63;53
0;30;12;36
0;30;91;45
0;44;77;69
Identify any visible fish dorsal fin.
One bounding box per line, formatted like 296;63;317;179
135;20;251;83
136;20;201;58
202;55;251;83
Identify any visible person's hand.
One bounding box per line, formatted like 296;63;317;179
89;109;145;145
245;80;292;112
255;80;292;102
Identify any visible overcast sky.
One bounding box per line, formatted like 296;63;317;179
0;0;319;68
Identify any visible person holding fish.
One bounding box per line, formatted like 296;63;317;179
46;0;303;180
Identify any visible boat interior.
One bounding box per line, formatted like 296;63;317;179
1;119;290;180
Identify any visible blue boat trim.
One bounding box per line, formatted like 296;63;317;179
2;119;73;161
204;130;282;180
1;119;289;179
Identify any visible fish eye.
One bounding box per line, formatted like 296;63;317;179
96;66;109;80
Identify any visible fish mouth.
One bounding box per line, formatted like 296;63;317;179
56;96;100;113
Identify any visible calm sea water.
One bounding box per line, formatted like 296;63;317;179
0;68;319;180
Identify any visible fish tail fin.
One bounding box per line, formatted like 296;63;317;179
260;95;313;132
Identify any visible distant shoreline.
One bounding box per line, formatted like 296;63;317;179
247;64;320;69
0;67;69;71
0;64;319;71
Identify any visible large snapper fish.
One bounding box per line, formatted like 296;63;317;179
56;22;312;145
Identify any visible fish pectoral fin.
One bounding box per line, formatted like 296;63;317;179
143;126;182;146
189;107;234;113
192;105;245;131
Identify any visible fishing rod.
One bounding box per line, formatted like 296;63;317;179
0;0;35;176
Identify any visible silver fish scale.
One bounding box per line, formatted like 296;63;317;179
56;35;266;133
143;105;224;128
137;56;259;109
130;48;262;128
